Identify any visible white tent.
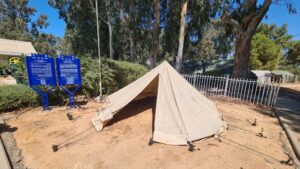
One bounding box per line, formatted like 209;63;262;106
92;61;223;145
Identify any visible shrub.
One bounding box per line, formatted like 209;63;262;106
0;84;39;112
80;57;116;97
80;57;148;97
106;59;148;90
278;65;300;76
0;57;148;111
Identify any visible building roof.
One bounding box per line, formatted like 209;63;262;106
271;70;294;76
0;38;37;56
250;70;272;77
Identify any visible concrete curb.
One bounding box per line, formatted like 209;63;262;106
275;109;300;162
0;118;12;169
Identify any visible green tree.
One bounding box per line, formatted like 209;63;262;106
0;0;60;56
221;0;296;78
286;40;300;66
256;23;293;49
0;0;35;41
250;33;282;70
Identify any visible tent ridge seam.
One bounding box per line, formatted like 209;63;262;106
166;66;190;142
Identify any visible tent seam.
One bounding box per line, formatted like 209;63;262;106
165;65;190;142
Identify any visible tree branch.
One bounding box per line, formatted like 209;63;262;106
99;15;108;25
221;13;242;32
88;0;96;12
249;0;272;33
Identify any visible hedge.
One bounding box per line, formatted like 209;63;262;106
0;84;39;112
0;59;148;112
81;58;148;97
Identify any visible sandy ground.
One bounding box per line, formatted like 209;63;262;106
7;98;294;169
281;83;300;91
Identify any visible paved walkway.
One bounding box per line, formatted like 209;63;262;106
0;118;11;169
276;97;300;161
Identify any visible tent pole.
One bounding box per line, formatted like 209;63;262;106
95;0;102;98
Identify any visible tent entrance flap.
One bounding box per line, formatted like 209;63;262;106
92;75;159;132
133;75;159;101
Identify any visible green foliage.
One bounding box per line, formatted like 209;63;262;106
10;56;28;84
48;0;224;64
80;57;116;97
250;33;282;70
80;56;148;97
0;62;9;75
0;85;39;112
256;24;293;49
278;65;300;76
286;40;300;66
187;22;233;61
105;59;148;90
0;0;61;56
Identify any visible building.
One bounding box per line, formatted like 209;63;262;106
0;38;37;63
271;70;296;83
249;70;272;83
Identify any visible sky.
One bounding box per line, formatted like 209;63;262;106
28;0;65;38
29;0;300;40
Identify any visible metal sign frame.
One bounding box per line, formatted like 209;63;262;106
26;54;56;110
56;55;82;108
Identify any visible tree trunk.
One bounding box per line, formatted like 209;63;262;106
129;30;137;62
108;22;114;59
201;60;206;74
176;1;187;72
150;0;160;69
232;33;252;78
120;8;136;62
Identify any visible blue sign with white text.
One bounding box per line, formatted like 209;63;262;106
26;55;56;86
56;56;82;86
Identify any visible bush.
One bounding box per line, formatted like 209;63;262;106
80;57;116;97
80;57;148;97
0;57;148;111
278;65;300;76
0;84;39;112
106;59;148;90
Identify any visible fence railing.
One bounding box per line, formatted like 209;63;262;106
182;74;281;108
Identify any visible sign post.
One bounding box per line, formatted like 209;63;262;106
56;55;82;108
26;54;56;110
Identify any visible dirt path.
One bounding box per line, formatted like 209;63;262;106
5;99;295;169
276;83;300;161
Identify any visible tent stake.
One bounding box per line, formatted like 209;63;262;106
187;141;196;152
148;138;155;146
52;144;59;152
67;112;73;121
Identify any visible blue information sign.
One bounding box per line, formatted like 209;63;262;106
56;55;82;108
56;56;82;86
25;54;56;110
26;54;56;86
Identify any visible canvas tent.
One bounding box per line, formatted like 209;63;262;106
92;61;223;145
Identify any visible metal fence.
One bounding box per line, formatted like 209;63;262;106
182;74;281;108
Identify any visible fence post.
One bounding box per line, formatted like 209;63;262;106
224;74;229;96
193;74;196;86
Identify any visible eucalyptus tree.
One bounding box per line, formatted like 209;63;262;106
0;0;60;56
220;0;296;78
150;0;161;69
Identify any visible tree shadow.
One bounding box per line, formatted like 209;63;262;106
0;123;18;133
276;97;300;134
107;97;157;132
278;86;300;103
